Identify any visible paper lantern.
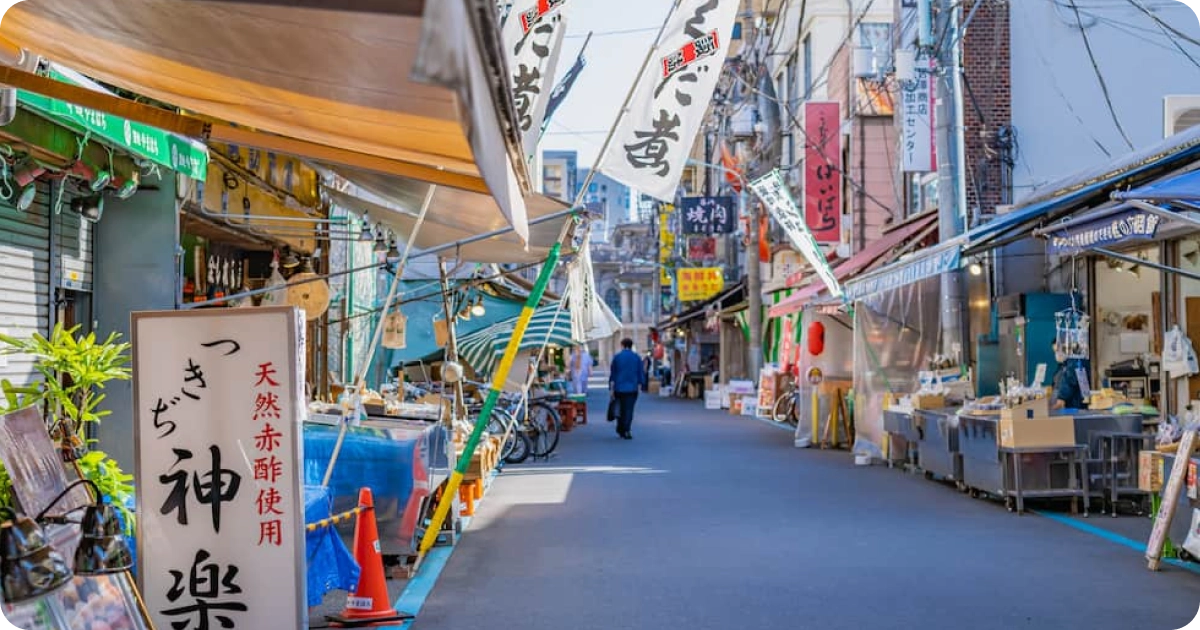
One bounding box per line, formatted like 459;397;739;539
808;321;825;357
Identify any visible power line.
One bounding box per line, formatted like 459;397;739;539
1066;0;1136;151
564;25;660;39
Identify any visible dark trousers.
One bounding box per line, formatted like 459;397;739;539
615;391;638;435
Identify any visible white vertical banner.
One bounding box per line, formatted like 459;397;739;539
598;0;740;201
899;50;937;172
502;0;569;164
749;169;842;298
132;308;307;630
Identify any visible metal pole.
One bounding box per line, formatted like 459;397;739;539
407;206;583;259
439;258;467;424
935;0;966;360
745;189;763;377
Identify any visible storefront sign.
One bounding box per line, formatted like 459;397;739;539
19;68;209;180
659;203;675;286
133;308;306;630
687;235;717;262
804;102;842;242
749;169;842;298
677;267;724;302
680;196;736;234
899;50;936;172
844;240;961;301
1046;209;1162;254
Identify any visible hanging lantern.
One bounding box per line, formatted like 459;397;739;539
807;321;826;357
286;257;330;321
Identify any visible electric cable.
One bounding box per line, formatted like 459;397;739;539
1066;0;1136;151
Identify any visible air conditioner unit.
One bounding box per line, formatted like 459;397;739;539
729;105;758;138
1164;95;1200;138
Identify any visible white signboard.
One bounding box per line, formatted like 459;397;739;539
502;0;568;165
899;50;936;172
749;169;843;298
132;308;307;630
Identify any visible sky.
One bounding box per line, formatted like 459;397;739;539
538;0;675;169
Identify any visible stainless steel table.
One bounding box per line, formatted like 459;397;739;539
1003;445;1090;515
914;408;963;483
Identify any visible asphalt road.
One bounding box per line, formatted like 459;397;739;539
410;392;1200;630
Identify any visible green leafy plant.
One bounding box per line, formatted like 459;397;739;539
0;324;135;531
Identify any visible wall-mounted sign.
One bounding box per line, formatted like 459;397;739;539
844;240;961;301
680;196;736;234
677;267;724;302
899;50;936;172
687;235;718;262
1046;209;1162;255
749;169;842;298
133;308;307;630
803;102;842;242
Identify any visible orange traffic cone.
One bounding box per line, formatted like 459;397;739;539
328;488;413;627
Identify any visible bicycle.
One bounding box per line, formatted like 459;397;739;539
772;380;799;425
465;381;562;460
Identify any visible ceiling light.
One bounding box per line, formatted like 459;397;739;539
69;194;104;223
280;249;301;269
0;508;72;604
68;161;111;192
470;296;486;317
968;262;983;276
114;172;139;200
15;184;35;211
373;230;388;253
385;241;401;264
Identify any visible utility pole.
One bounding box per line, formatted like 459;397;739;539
745;189;763;378
933;0;967;361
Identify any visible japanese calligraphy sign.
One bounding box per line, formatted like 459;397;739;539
677;267;724;302
502;0;569;164
680;196;736;234
1046;209;1162;255
132;308;306;630
803;102;842;242
749;169;843;298
598;0;739;201
843;240;961;301
659;203;675;286
899;50;937;172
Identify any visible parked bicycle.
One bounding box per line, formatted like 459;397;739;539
772;378;799;426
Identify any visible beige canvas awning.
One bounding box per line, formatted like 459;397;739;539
0;0;534;241
324;181;573;264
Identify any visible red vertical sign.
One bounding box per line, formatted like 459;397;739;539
804;102;842;243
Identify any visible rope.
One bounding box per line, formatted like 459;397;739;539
305;506;364;532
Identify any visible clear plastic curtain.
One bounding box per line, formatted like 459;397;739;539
852;276;942;458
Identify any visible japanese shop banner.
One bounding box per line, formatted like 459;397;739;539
803;101;842;242
597;0;740;201
677;267;725;302
502;0;569;164
750;169;843;298
680;195;736;234
132;308;307;630
899;50;936;172
1046;209;1161;255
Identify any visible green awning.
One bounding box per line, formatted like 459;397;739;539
17;66;208;180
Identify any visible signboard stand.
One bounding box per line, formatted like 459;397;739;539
132;307;307;629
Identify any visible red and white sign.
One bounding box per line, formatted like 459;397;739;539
803;102;841;243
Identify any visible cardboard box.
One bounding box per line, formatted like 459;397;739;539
727;380;756;395
729;395;744;415
912;394;946;410
704;390;722;410
741;400;758;417
999;397;1051;424
648;380;661;395
1139;451;1165;493
998;414;1075;448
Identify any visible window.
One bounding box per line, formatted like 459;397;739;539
858;23;893;76
605;288;622;320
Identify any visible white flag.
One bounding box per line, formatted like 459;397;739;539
598;0;739;201
502;0;569;165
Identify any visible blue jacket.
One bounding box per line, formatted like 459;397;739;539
610;349;648;394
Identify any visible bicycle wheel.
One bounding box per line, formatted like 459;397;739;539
527;401;561;457
487;408;518;461
504;431;531;464
772;392;794;424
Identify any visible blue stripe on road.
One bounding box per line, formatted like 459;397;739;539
1033;510;1200;576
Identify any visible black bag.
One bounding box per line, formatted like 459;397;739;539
607;395;618;422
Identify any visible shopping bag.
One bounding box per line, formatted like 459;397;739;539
607;395;618;422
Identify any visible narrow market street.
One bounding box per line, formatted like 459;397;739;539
411;392;1200;630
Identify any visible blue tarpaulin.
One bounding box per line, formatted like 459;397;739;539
304;485;360;607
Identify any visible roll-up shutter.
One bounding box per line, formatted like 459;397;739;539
0;186;51;388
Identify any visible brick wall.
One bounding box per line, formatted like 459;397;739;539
961;0;1012;216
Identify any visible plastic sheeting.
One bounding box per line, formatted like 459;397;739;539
852;276;943;458
304;485;360;608
794;311;853;448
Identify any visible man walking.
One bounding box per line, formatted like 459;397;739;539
609;338;647;439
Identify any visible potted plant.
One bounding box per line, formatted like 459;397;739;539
0;323;136;533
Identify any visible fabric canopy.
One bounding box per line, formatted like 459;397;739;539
458;304;578;378
324;182;571;263
0;0;534;241
769;213;938;318
386;284;526;369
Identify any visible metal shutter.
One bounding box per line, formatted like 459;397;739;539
0;187;51;388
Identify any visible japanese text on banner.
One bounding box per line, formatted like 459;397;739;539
803;102;841;242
